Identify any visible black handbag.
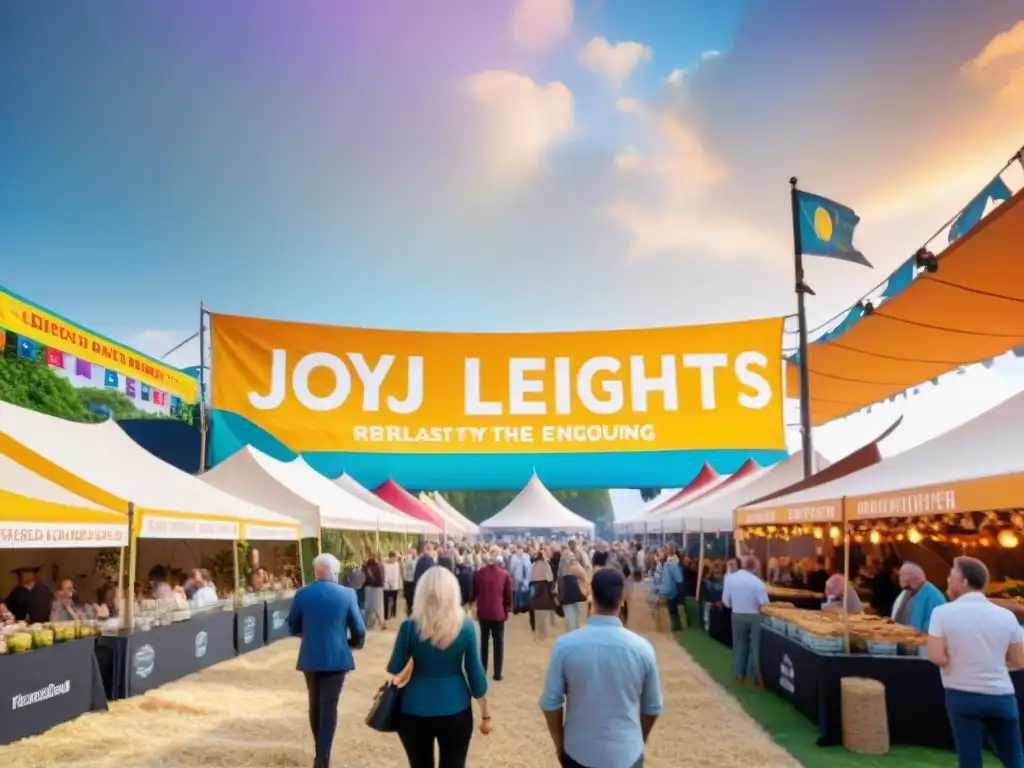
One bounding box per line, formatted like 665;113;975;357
366;621;414;732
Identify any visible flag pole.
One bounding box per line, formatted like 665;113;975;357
790;177;814;479
198;300;208;474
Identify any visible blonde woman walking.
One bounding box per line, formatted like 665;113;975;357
386;567;491;767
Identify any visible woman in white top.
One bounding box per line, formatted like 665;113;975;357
928;556;1024;768
189;569;220;611
383;552;402;622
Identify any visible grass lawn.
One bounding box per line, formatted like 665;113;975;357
675;627;998;767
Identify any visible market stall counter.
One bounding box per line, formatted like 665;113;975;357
234;602;265;655
97;609;236;699
264;596;293;643
1;636;108;746
760;626;1024;749
699;601;732;647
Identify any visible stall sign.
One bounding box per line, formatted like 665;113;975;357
271;610;287;631
735;501;841;527
0;523;127;549
241;617;257;645
243;523;299;541
11;680;71;711
139;515;240;541
779;654;795;694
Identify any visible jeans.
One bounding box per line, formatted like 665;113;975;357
730;613;761;680
303;670;347;763
665;594;681;629
479;619;506;678
513;585;528;613
397;707;474;768
563;602;584;631
946;688;1024;768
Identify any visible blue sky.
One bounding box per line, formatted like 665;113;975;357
1;1;1023;509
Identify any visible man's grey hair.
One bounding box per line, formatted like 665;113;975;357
312;553;341;582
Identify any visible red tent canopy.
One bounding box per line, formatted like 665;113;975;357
374;480;443;530
650;463;721;513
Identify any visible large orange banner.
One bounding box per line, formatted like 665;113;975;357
210;313;786;455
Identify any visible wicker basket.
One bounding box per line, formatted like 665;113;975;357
841;677;890;755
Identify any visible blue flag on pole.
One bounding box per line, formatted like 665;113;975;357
795;191;871;267
948;177;1011;243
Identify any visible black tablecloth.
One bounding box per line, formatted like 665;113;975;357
234;603;265;655
769;594;822;610
0;638;108;745
700;601;732;647
264;597;293;643
98;610;236;698
759;627;1024;748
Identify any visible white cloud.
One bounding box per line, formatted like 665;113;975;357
962;20;1024;103
579;37;652;88
462;70;575;182
508;0;574;55
700;50;722;61
664;69;686;86
615;96;642;114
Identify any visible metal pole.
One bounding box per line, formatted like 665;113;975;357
790;178;814;478
198;301;208;474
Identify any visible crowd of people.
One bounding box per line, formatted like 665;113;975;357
290;537;666;768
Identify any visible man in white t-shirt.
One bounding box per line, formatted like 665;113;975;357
928;556;1024;768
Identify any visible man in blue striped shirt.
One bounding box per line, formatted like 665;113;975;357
540;569;662;767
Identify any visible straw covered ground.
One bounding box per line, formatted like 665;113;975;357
3;592;798;767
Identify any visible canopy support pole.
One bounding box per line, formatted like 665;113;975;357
296;536;306;586
198;300;208;474
125;503;137;633
841;496;851;653
790;177;815;478
232;539;241;606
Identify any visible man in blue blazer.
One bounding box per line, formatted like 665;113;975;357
288;553;366;768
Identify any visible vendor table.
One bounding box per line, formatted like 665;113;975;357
234;602;265;655
700;601;733;647
264;597;293;643
759;627;1024;749
97;609;236;698
0;638;108;746
769;594;823;610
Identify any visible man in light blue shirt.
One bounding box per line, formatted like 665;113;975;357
722;555;769;685
540;569;662;767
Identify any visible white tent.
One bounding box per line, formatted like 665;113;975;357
479;474;595;534
202;447;420;537
0;453;129;549
418;492;469;537
659;451;830;533
0;401;298;541
430;493;481;536
332;473;436;534
737;391;1024;522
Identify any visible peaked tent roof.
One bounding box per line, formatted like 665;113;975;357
618;463;725;533
431;493;480;535
374;479;443;530
737;390;1024;523
479;474;595;533
0;401;298;541
201;447;420;536
418;492;469;536
334;473;404;514
0;453;129;549
654;449;829;532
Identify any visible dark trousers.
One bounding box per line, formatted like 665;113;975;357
384;589;399;620
946;689;1024;768
562;752;643;767
403;581;415;615
397;707;474;768
303;670;347;763
479;620;505;678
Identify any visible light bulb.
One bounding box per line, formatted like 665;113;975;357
829;526;841;540
869;530;881;545
813;527;823;540
907;528;923;544
998;531;1019;549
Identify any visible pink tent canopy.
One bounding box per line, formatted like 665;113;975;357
373;480;443;530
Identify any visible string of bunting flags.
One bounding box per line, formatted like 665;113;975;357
1;329;184;415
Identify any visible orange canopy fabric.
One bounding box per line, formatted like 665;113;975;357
787;190;1024;425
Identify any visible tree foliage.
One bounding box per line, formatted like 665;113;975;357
0;337;190;425
440;487;614;525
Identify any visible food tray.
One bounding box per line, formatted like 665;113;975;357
866;641;898;656
805;634;843;654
